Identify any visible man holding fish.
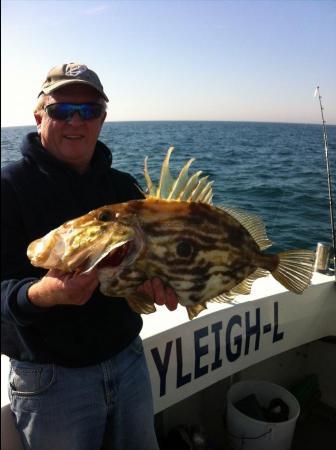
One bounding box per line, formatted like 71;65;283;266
2;62;316;450
1;63;178;450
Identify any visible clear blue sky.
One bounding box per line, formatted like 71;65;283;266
2;0;336;126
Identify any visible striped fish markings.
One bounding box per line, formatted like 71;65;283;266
27;148;315;319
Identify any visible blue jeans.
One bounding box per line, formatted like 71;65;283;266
8;337;159;450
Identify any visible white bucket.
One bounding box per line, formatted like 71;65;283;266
226;380;300;450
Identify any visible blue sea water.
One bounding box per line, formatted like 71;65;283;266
1;121;335;253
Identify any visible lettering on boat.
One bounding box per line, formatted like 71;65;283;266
149;301;284;397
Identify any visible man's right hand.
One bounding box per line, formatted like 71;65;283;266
27;269;99;308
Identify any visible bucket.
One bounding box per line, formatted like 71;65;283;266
226;380;300;450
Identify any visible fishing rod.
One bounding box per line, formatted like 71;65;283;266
315;86;336;280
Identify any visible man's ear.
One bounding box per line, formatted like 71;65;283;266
34;113;42;134
101;111;107;125
98;111;107;132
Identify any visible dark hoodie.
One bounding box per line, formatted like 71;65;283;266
1;132;143;367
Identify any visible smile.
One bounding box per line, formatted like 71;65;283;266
64;135;84;140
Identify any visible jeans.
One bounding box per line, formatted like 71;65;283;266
8;336;159;450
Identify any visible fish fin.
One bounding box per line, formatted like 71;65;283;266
144;156;157;196
272;249;315;293
134;182;147;198
210;268;269;303
168;157;195;200
230;268;269;296
220;206;272;250
126;294;157;315
190;178;213;204
176;170;202;200
158;146;176;198
186;302;207;320
144;148;213;204
210;293;235;303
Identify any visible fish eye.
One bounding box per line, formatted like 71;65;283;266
98;211;112;222
176;241;193;258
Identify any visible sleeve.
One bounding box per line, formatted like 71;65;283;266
1;170;47;326
126;173;145;200
110;169;145;203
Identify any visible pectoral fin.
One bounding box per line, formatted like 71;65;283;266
186;302;207;320
126;293;157;315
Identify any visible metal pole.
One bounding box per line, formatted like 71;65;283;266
315;86;336;279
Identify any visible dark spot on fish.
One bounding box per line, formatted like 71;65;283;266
176;241;193;258
104;278;120;288
189;262;212;278
221;263;255;285
189;203;221;227
227;226;245;246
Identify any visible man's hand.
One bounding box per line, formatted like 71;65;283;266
28;269;99;308
137;277;179;311
28;270;179;312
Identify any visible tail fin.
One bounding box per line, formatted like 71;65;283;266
272;250;315;293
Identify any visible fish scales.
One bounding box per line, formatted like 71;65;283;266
27;148;316;319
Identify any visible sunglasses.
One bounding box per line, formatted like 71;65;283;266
44;103;104;121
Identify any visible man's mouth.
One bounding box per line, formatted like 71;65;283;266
64;135;84;140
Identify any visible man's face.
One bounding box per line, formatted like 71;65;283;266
35;84;107;173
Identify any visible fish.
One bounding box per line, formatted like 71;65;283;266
27;147;315;319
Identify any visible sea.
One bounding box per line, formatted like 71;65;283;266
1;121;335;253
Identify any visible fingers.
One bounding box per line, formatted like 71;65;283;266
137;279;155;299
152;277;166;305
165;287;178;311
137;278;165;304
137;277;179;311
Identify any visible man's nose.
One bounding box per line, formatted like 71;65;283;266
66;112;83;125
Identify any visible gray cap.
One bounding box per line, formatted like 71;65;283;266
38;63;109;102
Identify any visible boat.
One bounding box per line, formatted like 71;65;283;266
143;268;336;449
1;265;335;449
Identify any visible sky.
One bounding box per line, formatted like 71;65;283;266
1;0;336;126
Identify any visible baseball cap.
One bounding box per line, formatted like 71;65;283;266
38;63;109;102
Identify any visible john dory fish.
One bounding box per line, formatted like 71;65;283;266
27;148;315;319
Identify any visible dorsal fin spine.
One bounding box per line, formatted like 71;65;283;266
197;181;214;203
168;158;195;200
180;171;203;201
157;146;175;198
144;148;213;204
144;156;156;196
189;176;209;201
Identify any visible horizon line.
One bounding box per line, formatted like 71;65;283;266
2;118;336;128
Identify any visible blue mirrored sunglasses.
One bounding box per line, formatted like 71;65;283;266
44;103;104;121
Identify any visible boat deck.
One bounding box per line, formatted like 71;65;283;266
292;401;336;450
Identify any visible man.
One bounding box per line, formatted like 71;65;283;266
1;63;178;450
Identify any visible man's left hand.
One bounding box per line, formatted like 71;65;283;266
137;277;178;311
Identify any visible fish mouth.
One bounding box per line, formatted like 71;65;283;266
96;240;134;269
74;239;138;274
77;222;145;275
